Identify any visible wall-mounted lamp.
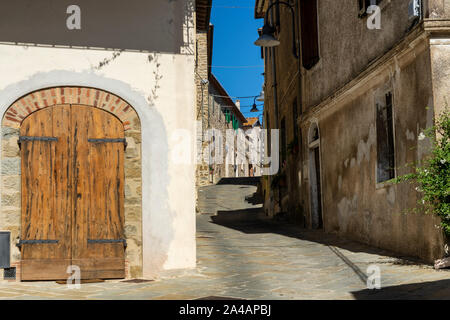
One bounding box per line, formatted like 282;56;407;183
256;89;265;102
254;1;299;59
251;96;261;113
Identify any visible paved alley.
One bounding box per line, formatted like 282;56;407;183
1;178;450;300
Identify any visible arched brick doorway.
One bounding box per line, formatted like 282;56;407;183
1;87;143;281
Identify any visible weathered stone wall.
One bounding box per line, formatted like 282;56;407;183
0;87;143;280
304;0;419;109
195;31;211;187
208;85;232;183
426;0;450;17
260;2;302;221
258;1;449;262
298;32;445;263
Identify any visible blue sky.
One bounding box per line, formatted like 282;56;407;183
210;0;265;120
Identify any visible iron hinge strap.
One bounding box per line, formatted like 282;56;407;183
18;136;58;149
88;239;127;247
16;239;59;247
19;136;58;142
88;138;127;150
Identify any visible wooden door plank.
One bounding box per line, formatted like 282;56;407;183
20;105;72;280
20;104;126;281
72;106;125;279
71;105;92;267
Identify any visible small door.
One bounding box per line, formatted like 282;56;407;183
309;145;323;230
313;147;323;229
20;105;125;281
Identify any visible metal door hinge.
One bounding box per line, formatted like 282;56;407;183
16;239;59;247
88;138;127;150
88;239;127;247
18;136;58;149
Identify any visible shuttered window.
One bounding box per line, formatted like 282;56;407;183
376;92;396;183
300;0;320;70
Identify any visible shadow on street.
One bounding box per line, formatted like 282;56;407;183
352;279;450;300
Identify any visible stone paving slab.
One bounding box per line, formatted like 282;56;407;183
1;181;450;299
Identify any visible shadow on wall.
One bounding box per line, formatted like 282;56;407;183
351;278;450;300
0;0;195;55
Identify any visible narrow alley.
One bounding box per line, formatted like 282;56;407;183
1;178;449;300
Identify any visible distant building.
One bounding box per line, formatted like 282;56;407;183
243;117;263;177
195;14;246;187
207;75;247;183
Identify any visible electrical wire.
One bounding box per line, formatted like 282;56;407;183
196;5;256;9
238;104;264;108
209;94;261;99
210;65;264;69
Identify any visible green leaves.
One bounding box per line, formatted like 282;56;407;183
395;108;450;236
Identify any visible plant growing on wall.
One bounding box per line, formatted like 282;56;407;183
394;108;450;237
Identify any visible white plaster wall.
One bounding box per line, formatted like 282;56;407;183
0;44;197;278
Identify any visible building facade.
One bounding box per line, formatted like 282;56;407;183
243;117;264;177
195;4;247;187
207;75;247;183
256;0;450;262
0;0;198;281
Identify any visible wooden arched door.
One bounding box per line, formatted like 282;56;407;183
20;105;126;281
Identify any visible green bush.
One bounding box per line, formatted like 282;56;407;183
395;108;450;237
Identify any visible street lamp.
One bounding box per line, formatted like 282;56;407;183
251;96;260;113
256;89;264;102
254;24;280;47
254;1;299;59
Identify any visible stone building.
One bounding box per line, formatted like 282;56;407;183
195;2;247;187
207;75;247;183
195;0;214;187
255;0;450;263
243;117;263;177
0;0;198;281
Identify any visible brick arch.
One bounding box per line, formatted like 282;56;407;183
2;87;140;131
1;86;143;280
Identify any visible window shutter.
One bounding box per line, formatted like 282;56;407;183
300;0;320;70
376;92;395;183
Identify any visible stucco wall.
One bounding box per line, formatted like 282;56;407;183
427;0;450;17
0;0;191;54
430;37;450;117
304;0;419;109
0;43;196;279
259;0;449;262
300;35;445;262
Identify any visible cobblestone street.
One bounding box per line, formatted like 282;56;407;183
1;179;450;300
